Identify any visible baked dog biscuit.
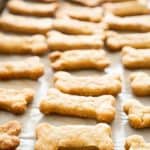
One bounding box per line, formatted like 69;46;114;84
106;31;150;51
35;123;114;150
0;32;48;55
56;2;103;22
105;13;150;32
49;50;110;70
53;71;122;96
0;13;52;34
125;135;150;150
0;57;44;80
123;99;150;128
40;88;116;123
103;0;150;16
122;47;150;69
47;31;104;51
130;72;150;96
0;120;21;150
0;88;34;114
7;0;58;17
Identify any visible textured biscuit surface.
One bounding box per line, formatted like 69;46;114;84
7;0;58;17
35;123;114;150
0;32;48;55
47;31;104;51
0;13;52;34
125;135;150;150
130;72;150;96
49;49;110;70
105;13;150;32
0;56;44;80
0;120;21;150
40;88;116;123
103;0;150;16
106;31;150;51
0;88;34;114
123;99;150;128
122;47;150;69
53;71;121;96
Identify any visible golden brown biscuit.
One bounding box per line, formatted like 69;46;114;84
53;71;122;96
103;0;150;16
106;31;150;51
33;0;57;2
49;50;110;70
0;120;21;150
0;32;48;55
47;31;104;51
122;47;150;69
125;135;150;150
105;13;150;32
7;0;58;17
35;123;114;150
0;88;34;114
123;99;150;128
0;56;44;80
40;88;116;123
130;72;150;96
56;2;103;22
0;13;52;34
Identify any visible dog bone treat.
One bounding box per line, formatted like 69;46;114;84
0;32;48;55
56;2;103;22
0;88;34;114
40;88;116;123
125;135;150;150
103;0;150;16
7;0;58;17
130;72;150;96
106;31;150;51
0;120;21;150
49;50;110;70
47;31;104;51
53;71;121;96
0;13;52;34
35;123;114;150
105;13;150;32
0;56;44;80
122;47;150;69
33;0;57;2
123;99;150;128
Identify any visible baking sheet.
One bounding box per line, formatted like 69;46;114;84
0;1;150;150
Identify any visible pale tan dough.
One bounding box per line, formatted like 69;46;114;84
130;72;150;96
0;56;44;80
35;123;114;150
53;71;122;96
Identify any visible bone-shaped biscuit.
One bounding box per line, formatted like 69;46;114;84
35;123;114;150
0;56;44;80
123;99;150;128
130;72;150;96
47;31;104;51
56;2;103;22
52;18;107;35
0;32;48;55
122;47;150;69
49;49;110;70
40;88;116;123
0;88;34;114
125;135;150;150
105;13;150;32
106;31;150;51
33;0;57;2
0;13;52;34
103;0;150;16
53;71;122;96
0;120;21;150
7;0;58;17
